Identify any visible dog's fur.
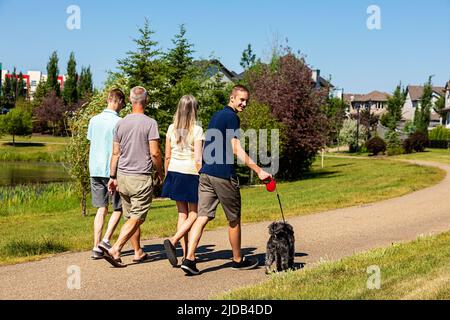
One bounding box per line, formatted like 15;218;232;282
265;221;295;274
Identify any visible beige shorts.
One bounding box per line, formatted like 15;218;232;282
198;173;241;222
117;174;153;222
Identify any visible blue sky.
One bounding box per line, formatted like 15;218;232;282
0;0;449;94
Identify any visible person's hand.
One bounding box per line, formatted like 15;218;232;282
155;173;164;186
258;169;272;181
108;178;118;194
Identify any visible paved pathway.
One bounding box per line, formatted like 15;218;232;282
1;159;450;300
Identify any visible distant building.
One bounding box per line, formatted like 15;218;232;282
343;91;391;116
1;69;65;100
402;85;445;128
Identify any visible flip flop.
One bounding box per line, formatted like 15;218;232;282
132;253;148;263
98;245;126;268
164;239;178;267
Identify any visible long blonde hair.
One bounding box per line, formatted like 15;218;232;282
173;95;198;146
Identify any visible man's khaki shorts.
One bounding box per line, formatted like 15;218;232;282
117;174;153;222
198;173;241;222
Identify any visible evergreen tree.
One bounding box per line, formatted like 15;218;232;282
117;18;162;89
63;52;79;104
414;76;433;134
46;51;60;96
17;72;27;99
78;66;93;99
165;24;195;86
381;84;406;130
240;44;257;70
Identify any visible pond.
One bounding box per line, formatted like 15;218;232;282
0;162;72;187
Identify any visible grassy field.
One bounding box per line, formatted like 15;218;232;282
393;148;450;165
218;232;450;300
0;156;444;266
0;135;68;162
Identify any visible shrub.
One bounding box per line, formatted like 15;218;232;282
365;136;386;155
403;138;413;154
409;131;429;152
429;126;450;141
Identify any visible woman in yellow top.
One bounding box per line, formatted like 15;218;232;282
162;95;204;267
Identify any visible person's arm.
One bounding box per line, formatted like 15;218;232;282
164;134;171;175
107;142;120;193
194;139;203;172
150;140;164;184
231;137;271;181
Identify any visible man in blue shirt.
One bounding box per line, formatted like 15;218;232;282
179;85;271;275
87;89;125;260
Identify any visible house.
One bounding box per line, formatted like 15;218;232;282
402;85;445;128
441;81;450;128
343;91;391;116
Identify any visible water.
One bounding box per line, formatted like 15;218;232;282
0;162;71;186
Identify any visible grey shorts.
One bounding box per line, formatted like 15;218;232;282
90;177;122;211
198;173;241;222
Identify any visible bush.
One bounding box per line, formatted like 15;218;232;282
429;126;450;141
365;136;386;155
402;138;413;154
387;146;404;156
407;131;429;153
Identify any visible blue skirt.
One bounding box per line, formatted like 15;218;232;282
161;171;199;203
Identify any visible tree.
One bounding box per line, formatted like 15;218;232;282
62;52;79;105
33;91;67;135
165;24;194;86
321;97;347;145
46;51;60;96
247;53;329;179
78;66;93;99
433;95;445;122
240;44;257;70
339;119;360;150
117;18;162;89
352;109;380;141
414;76;433;134
0;108;32;146
381;84;406;130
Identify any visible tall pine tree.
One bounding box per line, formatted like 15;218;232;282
117;18;162;89
240;44;257;70
414;76;433;134
46;51;60;96
165;24;194;86
78;66;93;99
382;84;406;130
63;52;79;104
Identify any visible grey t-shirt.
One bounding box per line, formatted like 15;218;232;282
113;114;160;175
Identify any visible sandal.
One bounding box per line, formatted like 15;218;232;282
98;246;126;268
132;253;148;263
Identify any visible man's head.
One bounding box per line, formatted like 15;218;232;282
107;88;126;112
130;86;148;110
228;85;250;113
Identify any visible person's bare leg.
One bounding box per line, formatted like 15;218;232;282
130;225;145;260
170;201;188;254
185;216;209;261
93;207;108;248
229;219;242;262
171;202;198;259
103;211;122;242
109;218;142;259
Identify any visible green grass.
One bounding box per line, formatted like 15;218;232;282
218;232;450;300
0;156;444;266
0;134;68;162
393;148;450;165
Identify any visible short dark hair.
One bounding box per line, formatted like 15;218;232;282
231;84;250;96
108;88;125;104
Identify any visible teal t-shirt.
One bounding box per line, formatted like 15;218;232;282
87;109;121;178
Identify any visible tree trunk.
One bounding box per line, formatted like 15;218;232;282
12;134;15;147
249;169;254;186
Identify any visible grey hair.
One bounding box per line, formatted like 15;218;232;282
130;86;147;104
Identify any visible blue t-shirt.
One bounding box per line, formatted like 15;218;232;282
87;109;121;178
200;106;241;179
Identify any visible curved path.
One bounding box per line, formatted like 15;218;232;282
1;159;450;300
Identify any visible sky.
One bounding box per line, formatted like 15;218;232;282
0;0;449;94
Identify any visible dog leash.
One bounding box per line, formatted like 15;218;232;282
276;192;286;224
264;177;286;224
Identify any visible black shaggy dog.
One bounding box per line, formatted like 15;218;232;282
265;221;295;274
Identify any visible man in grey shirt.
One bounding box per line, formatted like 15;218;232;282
99;86;164;267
